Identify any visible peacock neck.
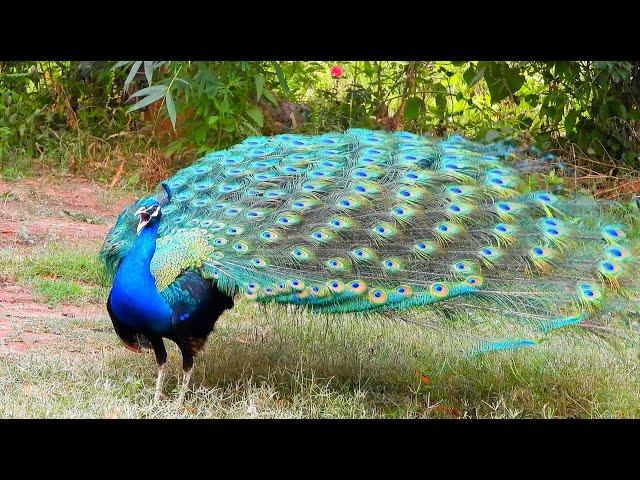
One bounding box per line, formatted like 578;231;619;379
129;221;160;268
110;220;173;333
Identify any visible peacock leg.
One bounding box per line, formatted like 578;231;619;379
176;350;194;405
150;337;167;402
177;368;193;405
154;364;166;402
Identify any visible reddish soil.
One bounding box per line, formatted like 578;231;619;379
0;176;134;248
0;175;136;355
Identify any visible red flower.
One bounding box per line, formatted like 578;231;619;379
330;65;343;79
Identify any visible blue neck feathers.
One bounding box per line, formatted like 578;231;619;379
109;221;173;334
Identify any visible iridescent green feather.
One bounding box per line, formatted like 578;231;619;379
100;129;640;353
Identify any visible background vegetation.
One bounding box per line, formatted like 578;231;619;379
1;60;639;199
1;61;639;417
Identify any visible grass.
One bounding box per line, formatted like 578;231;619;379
1;243;639;418
0;244;107;306
31;278;100;305
1;299;639;418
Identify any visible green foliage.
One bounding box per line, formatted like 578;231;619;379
0;62;130;159
473;61;640;160
114;61;289;154
483;62;526;104
2;60;639;177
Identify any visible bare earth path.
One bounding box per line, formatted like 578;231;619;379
0;176;135;354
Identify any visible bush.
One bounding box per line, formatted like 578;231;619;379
2;61;639;182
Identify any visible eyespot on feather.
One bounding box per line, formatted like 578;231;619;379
368;289;388;304
395;285;413;297
430;282;449;298
348;280;367;294
327;279;345;293
465;275;484;287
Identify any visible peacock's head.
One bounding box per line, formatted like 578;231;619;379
134;182;172;235
134;200;161;235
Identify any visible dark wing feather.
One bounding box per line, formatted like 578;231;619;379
161;270;234;355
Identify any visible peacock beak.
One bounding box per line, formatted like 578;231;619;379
134;205;160;235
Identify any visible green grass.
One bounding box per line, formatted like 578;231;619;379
1;298;639;418
24;244;106;284
0;162;31;180
1;243;639;418
31;278;102;306
0;244;107;305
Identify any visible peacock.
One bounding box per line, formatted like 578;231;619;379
100;128;640;403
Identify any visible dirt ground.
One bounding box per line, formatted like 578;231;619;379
0;176;135;354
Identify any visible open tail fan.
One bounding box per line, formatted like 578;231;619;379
100;129;640;353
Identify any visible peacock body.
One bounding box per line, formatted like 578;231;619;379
100;129;640;399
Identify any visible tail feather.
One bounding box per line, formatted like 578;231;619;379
101;129;640;352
